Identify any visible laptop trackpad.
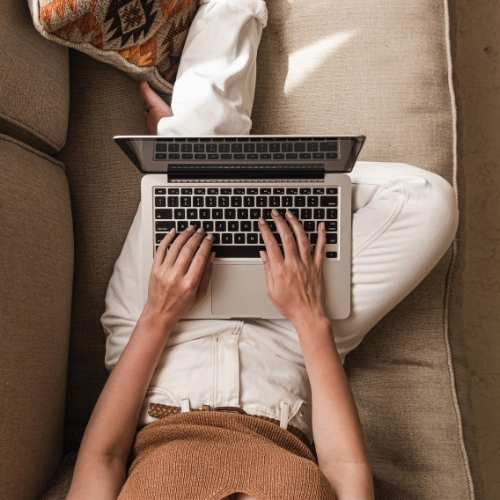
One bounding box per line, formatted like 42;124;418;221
211;264;278;316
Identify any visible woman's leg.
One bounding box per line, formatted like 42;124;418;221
252;161;459;362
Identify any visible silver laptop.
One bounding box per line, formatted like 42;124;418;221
114;134;365;320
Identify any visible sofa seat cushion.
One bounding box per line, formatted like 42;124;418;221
28;0;199;95
52;0;482;499
0;0;69;154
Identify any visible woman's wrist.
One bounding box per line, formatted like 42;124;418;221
292;314;337;355
140;305;177;338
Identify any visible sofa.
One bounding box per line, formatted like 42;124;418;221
0;0;485;498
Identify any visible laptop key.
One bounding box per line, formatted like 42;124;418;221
180;197;191;207
320;196;338;207
257;196;267;207
218;197;229;207
187;209;198;219
222;233;233;244
237;209;248;219
270;196;280;207
155;197;166;207
228;221;239;232
247;233;258;244
193;197;204;207
307;196;318;207
212;209;223;219
235;233;245;244
212;233;221;244
177;221;189;231
167;197;179;207
326;252;338;258
155;209;173;219
202;221;214;231
200;209;210;219
326;209;338;219
326;233;337;244
156;221;176;232
241;221;252;231
304;221;315;232
314;208;325;219
263;209;272;219
174;209;185;218
231;196;243;207
208;154;219;160
155;188;166;195
211;245;266;258
206;197;217;207
225;209;236;219
244;196;255;207
216;221;226;232
250;209;261;219
301;209;312;219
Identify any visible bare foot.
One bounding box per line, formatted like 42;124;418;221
139;81;173;135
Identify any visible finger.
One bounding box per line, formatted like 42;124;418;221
313;221;327;270
173;227;207;274
195;251;215;303
139;80;166;110
152;227;176;271
258;217;283;265
259;250;274;289
186;233;214;282
163;224;196;268
271;209;299;261
285;210;312;263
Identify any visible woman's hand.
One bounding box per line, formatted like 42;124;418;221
144;225;215;328
259;209;329;328
139;81;173;134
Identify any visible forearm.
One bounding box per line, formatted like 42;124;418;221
294;317;374;498
76;308;174;463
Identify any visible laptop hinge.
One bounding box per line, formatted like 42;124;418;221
167;163;325;182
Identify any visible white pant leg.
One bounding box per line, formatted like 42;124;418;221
254;161;459;362
157;0;268;136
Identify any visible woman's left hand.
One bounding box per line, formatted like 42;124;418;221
139;80;173;134
143;225;215;328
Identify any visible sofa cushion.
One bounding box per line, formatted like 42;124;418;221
52;0;482;499
0;135;74;500
0;0;69;154
28;0;199;95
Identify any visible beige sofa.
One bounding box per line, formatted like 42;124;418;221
0;0;485;498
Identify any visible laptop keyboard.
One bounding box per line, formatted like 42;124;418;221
154;137;339;162
154;186;339;259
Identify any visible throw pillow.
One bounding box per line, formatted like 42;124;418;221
27;0;200;95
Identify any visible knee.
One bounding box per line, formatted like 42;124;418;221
400;163;459;249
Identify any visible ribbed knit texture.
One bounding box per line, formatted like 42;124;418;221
118;412;336;499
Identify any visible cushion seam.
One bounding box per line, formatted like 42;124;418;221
0;110;63;152
0;133;65;171
442;0;475;497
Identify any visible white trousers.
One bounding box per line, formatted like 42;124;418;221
100;0;459;442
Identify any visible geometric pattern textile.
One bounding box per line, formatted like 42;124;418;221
27;0;199;93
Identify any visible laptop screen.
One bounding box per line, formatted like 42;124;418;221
114;135;365;176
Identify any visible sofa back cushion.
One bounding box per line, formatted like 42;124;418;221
0;0;69;154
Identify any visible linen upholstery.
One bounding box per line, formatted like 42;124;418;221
0;0;483;498
47;0;484;498
0;135;74;500
0;0;69;154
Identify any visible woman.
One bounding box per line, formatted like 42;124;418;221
66;0;459;498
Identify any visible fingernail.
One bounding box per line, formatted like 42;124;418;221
259;217;266;225
206;233;214;240
271;209;279;217
260;251;267;262
169;227;175;234
210;252;216;263
187;225;195;231
320;222;325;230
285;210;294;218
197;227;204;233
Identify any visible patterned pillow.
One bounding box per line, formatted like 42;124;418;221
27;0;200;95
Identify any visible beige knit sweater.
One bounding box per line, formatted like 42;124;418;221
117;411;336;500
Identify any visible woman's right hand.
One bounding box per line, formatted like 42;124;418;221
258;209;329;329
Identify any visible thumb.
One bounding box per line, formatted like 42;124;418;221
195;252;215;303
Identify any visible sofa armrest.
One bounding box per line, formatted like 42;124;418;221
0;135;74;500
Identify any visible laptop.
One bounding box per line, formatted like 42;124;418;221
114;134;365;320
